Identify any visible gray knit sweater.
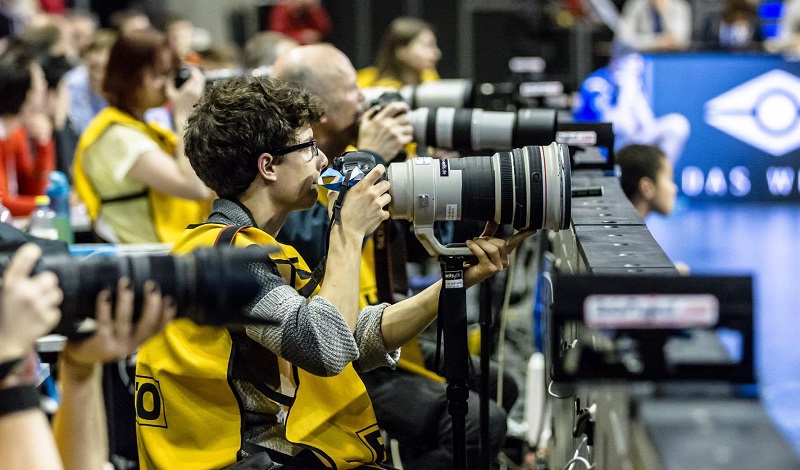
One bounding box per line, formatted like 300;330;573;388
207;198;399;375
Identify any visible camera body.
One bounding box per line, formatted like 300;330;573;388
332;151;382;188
174;64;193;88
369;91;406;114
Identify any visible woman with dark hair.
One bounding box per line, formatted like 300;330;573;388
0;42;55;217
72;29;212;244
358;16;441;89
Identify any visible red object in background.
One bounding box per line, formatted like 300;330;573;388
266;1;332;45
564;0;586;17
39;0;66;15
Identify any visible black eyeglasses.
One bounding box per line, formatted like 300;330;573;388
271;139;319;161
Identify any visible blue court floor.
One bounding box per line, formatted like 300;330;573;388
646;200;800;456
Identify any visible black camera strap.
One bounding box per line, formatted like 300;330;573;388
332;188;349;226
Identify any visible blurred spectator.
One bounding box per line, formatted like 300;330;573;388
243;30;297;69
698;0;763;51
267;0;331;45
198;41;240;71
0;41;56;217
161;12;201;65
65;10;98;55
358;16;441;88
65;29;115;137
18;14;76;61
616;0;692;52
767;0;800;53
39;51;73;181
71;29;211;243
0;0;36;40
108;8;150;35
573;43;690;165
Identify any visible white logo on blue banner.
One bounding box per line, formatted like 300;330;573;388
704;69;800;156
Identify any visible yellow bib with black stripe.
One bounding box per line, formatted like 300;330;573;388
135;223;385;469
72;107;209;243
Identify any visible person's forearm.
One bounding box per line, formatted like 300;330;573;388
317;224;365;331
380;280;442;351
52;360;108;470
0;408;64;470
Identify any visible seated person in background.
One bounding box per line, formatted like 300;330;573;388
0;242;175;470
698;0;763;51
573;42;690;165
616;144;688;274
267;0;331;45
357;16;441;89
243;31;297;70
72;29;212;244
616;144;677;219
135;75;528;469
0;41;55;217
274;44;513;469
616;0;692;52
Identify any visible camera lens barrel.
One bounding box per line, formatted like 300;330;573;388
29;247;265;337
387;142;572;243
409;107;557;153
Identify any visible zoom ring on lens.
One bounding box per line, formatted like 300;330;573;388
499;153;514;224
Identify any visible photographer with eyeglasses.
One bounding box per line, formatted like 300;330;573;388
133;75;529;469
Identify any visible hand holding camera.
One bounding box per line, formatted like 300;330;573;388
328;164;391;238
358;99;413;161
0;244;62;362
168;65;206;120
60;278;176;371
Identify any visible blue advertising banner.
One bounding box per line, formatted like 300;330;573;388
645;53;800;201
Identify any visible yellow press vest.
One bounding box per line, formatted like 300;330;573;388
72;107;208;243
318;189;443;383
135;223;385;469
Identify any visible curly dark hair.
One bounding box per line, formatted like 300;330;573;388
184;76;324;198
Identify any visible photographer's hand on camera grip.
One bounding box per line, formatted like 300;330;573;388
60;278;176;369
335;165;392;237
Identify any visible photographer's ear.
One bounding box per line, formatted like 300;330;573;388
258;153;278;182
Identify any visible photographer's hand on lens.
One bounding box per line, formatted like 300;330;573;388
60;278;176;370
358;101;413;161
0;244;62;362
463;222;535;288
328;165;391;237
